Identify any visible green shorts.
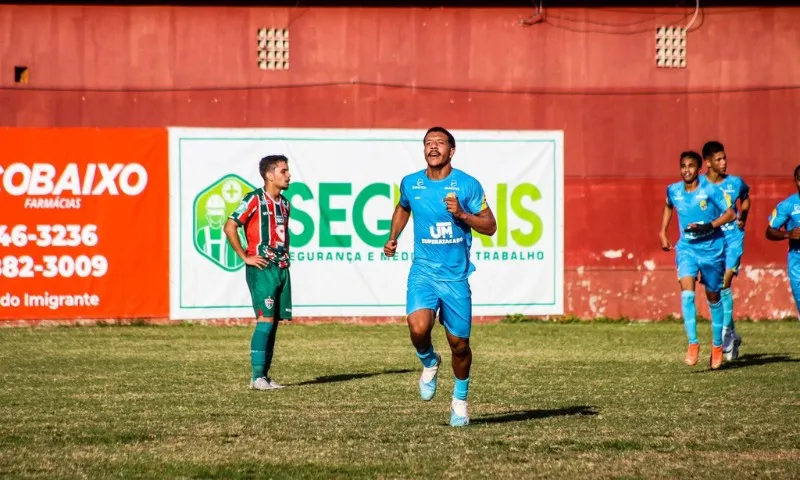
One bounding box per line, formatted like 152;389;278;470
245;263;292;321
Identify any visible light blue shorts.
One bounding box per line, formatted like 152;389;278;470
724;235;744;274
407;275;472;339
788;253;800;315
676;246;724;293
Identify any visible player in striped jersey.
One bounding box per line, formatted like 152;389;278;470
224;155;293;391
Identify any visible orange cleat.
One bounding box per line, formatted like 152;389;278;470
710;345;723;370
685;343;700;366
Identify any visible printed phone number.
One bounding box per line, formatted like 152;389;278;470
0;255;108;278
0;224;99;248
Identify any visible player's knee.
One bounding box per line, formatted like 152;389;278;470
449;340;471;358
706;290;721;303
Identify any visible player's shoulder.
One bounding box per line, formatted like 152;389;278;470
400;169;427;187
451;168;483;188
666;181;684;196
241;188;261;202
779;194;800;210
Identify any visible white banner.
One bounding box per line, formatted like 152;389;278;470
168;128;564;319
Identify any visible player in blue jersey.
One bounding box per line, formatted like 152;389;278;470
765;165;800;317
383;126;497;427
659;151;736;370
702;141;750;361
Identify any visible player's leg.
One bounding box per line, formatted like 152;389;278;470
676;248;700;366
721;239;744;360
245;264;281;391
262;267;292;389
439;279;473;427
406;275;440;401
699;253;725;369
788;254;800;319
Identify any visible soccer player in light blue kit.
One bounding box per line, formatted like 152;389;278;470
660;151;735;369
765;165;800;316
383;126;497;427
702;141;750;361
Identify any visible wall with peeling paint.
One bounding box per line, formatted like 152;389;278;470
2;5;799;319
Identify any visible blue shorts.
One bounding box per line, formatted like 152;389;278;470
406;275;472;339
724;236;744;274
788;253;800;315
676;247;724;293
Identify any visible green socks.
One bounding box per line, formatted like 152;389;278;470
250;321;274;381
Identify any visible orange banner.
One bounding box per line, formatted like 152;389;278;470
0;128;169;320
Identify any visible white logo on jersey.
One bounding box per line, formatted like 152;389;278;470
429;222;453;239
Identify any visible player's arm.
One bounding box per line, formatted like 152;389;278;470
738;180;751;229
384;180;411;257
455;208;496;236
765;205;800;241
384;203;410;257
686;188;736;234
659;202;674;251
447;183;497;236
225;195;268;269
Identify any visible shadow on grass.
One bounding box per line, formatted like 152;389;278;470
691;353;800;373
290;368;414;386
720;353;800;370
471;405;599;425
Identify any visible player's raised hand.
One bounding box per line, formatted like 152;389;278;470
659;232;673;251
788;227;800;240
383;239;398;257
444;194;464;218
244;254;268;270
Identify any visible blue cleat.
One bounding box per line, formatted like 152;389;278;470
450;398;469;427
418;353;441;401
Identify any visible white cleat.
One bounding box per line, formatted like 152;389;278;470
722;331;742;361
250;376;284;390
450;398;469;427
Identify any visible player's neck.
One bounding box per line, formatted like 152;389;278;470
705;171;725;184
683;179;699;192
425;163;453;181
263;184;282;201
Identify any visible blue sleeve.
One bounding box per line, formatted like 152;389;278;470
399;177;410;209
665;186;674;207
467;180;488;214
768;203;789;229
739;178;750;201
709;184;731;212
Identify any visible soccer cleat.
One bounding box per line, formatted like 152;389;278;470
250;376;282;391
450;398;469;427
723;331;742;361
685;343;700;366
418;353;441;401
710;345;723;370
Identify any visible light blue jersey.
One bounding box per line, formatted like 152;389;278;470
399;167;489;339
399;168;488;282
704;175;749;272
768;194;800;314
666;180;731;255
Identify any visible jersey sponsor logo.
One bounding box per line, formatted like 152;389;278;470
411;178;426;190
792;205;800;216
423;221;464;245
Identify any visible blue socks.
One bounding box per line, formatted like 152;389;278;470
454;377;470;401
710;300;724;347
250;321;274;381
416;345;439;368
721;287;734;336
681;291;698;344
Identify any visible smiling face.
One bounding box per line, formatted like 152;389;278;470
680;155;700;185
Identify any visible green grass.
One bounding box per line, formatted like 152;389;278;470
1;322;799;479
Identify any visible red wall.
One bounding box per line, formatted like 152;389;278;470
2;5;800;319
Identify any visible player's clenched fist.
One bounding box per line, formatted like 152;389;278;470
444;194;464;219
383;239;398;257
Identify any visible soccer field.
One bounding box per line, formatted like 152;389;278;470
1;321;799;479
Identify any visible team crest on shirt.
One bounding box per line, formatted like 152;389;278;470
265;297;274;310
699;200;708;210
